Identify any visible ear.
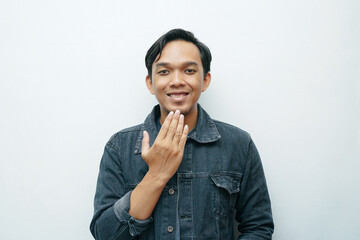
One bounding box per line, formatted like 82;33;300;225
201;72;211;92
145;75;155;95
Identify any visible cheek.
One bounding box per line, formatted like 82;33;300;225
194;81;204;92
153;78;168;88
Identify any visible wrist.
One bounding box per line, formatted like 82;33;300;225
144;171;170;188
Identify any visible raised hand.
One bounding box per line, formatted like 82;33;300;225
141;109;189;182
129;110;189;220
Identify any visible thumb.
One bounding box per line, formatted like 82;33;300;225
141;130;150;154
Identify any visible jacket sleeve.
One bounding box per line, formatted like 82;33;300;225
235;138;274;240
90;140;152;240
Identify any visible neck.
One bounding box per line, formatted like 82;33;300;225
183;108;198;132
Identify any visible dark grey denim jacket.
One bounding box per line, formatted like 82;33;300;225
90;104;274;240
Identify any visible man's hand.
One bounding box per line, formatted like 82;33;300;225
129;110;188;220
141;109;189;182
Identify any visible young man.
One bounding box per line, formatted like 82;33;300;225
90;29;274;240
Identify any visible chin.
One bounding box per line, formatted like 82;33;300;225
161;104;194;116
177;105;197;116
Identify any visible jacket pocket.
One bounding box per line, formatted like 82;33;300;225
210;174;241;217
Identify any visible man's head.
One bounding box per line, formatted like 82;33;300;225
145;29;212;128
145;29;212;79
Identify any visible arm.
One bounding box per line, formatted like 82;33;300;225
90;110;188;239
90;140;151;240
129;110;188;219
236;139;274;240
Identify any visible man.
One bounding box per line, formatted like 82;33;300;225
90;29;274;239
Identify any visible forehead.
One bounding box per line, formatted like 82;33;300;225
154;40;202;67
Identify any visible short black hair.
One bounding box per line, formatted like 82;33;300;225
145;28;212;79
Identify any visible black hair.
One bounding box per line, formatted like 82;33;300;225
145;28;212;79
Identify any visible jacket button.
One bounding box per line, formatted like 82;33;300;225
168;188;175;195
167;225;174;233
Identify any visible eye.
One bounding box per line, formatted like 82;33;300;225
185;69;196;74
157;70;169;75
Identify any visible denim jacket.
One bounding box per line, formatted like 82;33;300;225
90;104;274;240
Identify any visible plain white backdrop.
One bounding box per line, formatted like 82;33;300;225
0;0;359;239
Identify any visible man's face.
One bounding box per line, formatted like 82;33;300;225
146;40;211;119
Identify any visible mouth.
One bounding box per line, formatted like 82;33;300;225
167;92;189;100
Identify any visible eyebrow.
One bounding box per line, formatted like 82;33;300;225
154;61;199;68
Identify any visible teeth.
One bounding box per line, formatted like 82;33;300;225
170;94;186;98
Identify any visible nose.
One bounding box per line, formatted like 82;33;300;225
170;71;185;87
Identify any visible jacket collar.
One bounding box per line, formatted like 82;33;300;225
134;104;221;154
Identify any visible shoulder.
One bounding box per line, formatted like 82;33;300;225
212;119;253;153
213;119;251;140
106;123;143;151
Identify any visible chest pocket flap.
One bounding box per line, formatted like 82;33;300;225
210;175;241;194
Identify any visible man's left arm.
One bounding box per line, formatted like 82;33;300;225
235;138;274;240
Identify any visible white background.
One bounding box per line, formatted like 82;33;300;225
1;0;359;239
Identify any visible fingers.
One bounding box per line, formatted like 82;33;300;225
157;111;174;139
173;113;184;142
141;130;150;154
179;124;189;147
157;109;188;144
166;110;181;139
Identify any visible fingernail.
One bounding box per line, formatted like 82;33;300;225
175;109;180;115
169;111;174;116
180;114;184;120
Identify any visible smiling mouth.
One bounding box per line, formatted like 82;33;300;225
167;93;189;99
